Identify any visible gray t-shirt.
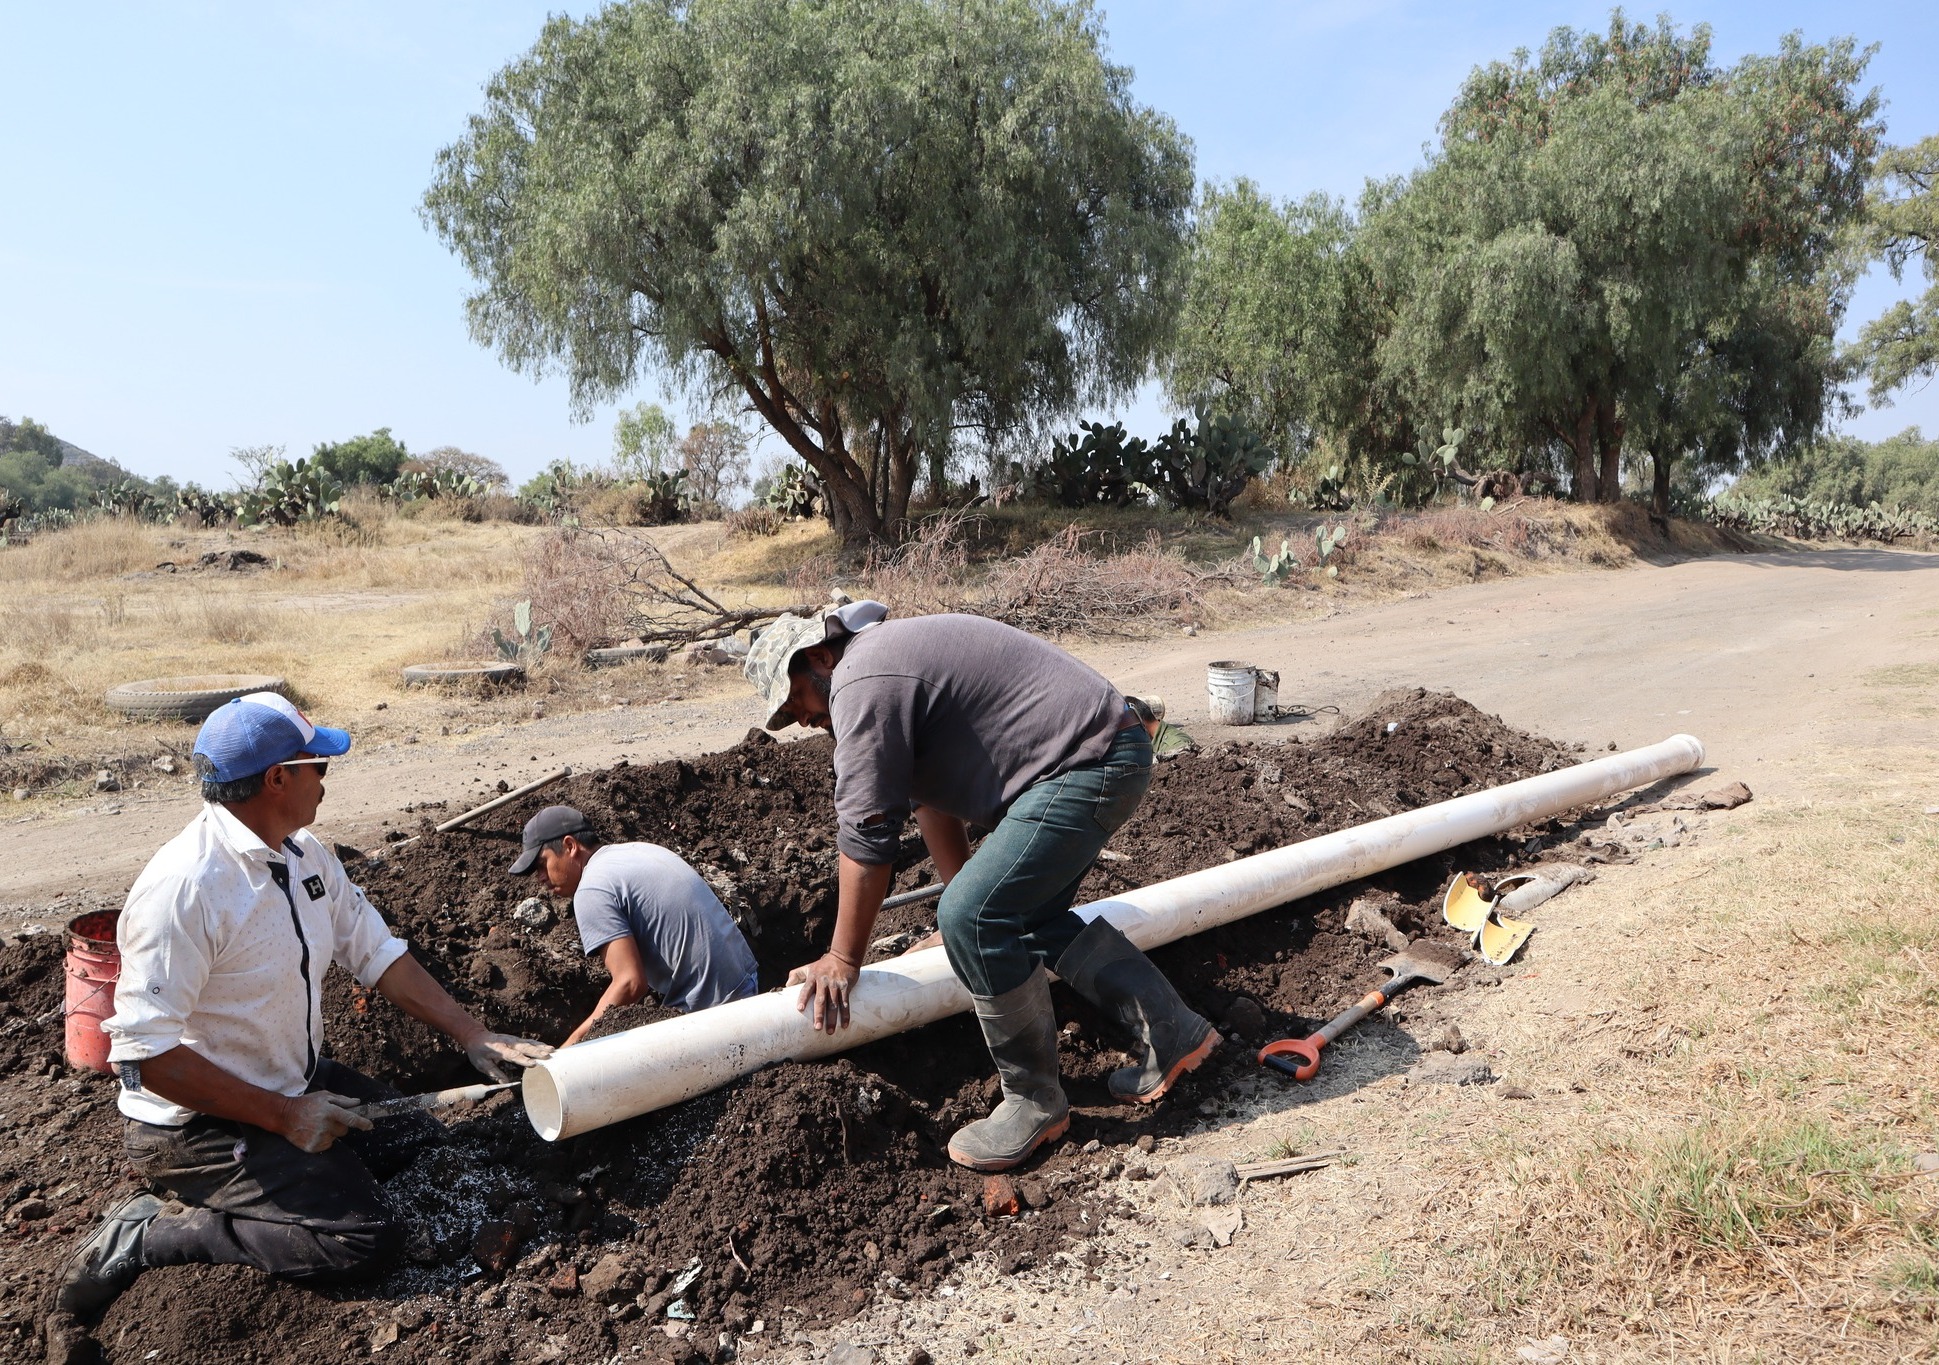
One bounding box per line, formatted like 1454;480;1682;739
828;614;1125;864
572;843;759;1013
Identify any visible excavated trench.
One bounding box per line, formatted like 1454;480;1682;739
0;689;1596;1364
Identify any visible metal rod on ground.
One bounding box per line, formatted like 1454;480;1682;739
519;734;1705;1141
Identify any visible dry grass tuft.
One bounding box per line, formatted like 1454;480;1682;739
0;518;163;581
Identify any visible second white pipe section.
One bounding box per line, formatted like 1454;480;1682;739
523;733;1704;1139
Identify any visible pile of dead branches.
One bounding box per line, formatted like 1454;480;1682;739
517;527;812;651
863;514;1221;637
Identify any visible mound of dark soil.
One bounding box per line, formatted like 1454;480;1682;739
0;688;1592;1364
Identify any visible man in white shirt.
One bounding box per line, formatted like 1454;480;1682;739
49;693;552;1335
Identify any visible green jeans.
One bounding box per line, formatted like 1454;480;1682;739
938;726;1153;997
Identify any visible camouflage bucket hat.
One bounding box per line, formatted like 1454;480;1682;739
743;600;891;729
744;611;838;730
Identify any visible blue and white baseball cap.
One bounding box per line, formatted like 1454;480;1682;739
193;692;352;782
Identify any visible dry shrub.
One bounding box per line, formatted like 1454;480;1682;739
981;527;1204;635
8;604;97;655
725;504;785;539
1;661;56;688
0;518;160;582
857;514;1206;636
504;529;640;653
1394;505;1538;556
195;592;268;646
858;510;979;616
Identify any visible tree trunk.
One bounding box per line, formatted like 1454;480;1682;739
1569;400;1599;502
1596;412;1625;505
1651;451;1673;517
926;448;948;507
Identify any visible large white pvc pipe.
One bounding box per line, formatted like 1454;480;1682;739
523;733;1703;1139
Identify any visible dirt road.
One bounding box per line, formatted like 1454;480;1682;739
4;546;1934;925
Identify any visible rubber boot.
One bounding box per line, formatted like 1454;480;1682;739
54;1192;161;1317
946;966;1070;1172
1056;919;1219;1103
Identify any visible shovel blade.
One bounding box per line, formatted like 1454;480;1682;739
1377;942;1460;991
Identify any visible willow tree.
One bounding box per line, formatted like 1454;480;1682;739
423;0;1192;548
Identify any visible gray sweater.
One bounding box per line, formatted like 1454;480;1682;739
828;615;1126;864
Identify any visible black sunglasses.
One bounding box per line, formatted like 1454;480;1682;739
280;759;330;778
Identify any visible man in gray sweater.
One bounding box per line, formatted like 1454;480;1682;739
745;603;1217;1171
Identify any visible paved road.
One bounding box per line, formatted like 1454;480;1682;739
5;547;1935;926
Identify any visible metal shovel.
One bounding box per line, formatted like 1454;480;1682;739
1257;942;1461;1082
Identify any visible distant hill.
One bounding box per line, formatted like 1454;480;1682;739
55;439;136;482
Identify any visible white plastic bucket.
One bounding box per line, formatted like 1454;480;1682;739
1207;661;1258;725
1252;669;1280;722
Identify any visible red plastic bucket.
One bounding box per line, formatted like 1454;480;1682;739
65;910;121;1074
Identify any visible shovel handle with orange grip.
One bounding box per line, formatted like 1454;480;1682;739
1256;943;1457;1082
1257;983;1397;1081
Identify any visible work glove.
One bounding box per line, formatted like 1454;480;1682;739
464;1032;554;1083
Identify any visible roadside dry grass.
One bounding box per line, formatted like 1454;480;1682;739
0;507;711;795
841;749;1939;1363
0;496;1749;798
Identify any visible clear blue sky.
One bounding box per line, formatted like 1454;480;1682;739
3;1;1934;491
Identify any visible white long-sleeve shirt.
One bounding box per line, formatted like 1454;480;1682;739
105;802;410;1126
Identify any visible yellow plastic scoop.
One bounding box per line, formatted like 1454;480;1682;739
1442;872;1494;934
1442;871;1535;965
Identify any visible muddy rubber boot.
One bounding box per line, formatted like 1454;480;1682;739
53;1192;162;1317
946;966;1070;1172
1056;919;1219;1103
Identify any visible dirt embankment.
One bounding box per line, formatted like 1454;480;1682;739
1;689;1597;1364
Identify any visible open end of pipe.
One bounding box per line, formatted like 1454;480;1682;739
522;1063;565;1141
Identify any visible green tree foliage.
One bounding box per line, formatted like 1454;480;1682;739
1366;14;1878;507
612;403;678;481
311;428;409;486
1731;428;1939;515
0;449;94;512
1165;181;1372;458
1850;135;1939;404
0;416;108;511
0;416;66;466
422;0;1193;550
1168;13;1880;515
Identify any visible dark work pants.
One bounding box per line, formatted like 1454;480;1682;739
123;1060;434;1283
938;726;1154;997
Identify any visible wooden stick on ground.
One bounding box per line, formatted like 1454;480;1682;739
435;767;574;834
1234;1151;1344;1181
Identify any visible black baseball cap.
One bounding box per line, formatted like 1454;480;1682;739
509;805;593;875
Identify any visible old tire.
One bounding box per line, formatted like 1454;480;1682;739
400;661;525;688
103;674;288;723
585;644;669;669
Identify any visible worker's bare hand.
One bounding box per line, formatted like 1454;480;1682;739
279;1091;371;1153
464;1033;555;1083
900;931;944;955
787;953;860;1033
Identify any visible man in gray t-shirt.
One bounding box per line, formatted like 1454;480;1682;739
744;606;1218;1175
509;806;759;1044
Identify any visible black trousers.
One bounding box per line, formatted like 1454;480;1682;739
124;1060;437;1283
